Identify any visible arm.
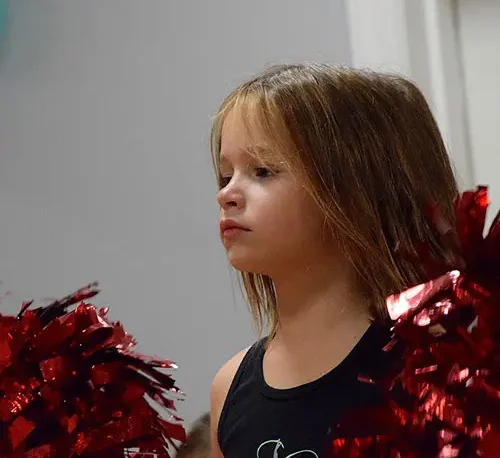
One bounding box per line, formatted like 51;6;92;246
209;348;249;458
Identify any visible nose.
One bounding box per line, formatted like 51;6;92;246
217;179;245;211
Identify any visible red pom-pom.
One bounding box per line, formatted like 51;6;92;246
332;187;500;457
0;283;185;457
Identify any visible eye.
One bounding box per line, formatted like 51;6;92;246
219;175;232;188
255;167;275;179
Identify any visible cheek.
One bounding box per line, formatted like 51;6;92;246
225;198;329;274
263;190;325;242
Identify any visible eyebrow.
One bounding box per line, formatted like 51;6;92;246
247;145;274;159
219;146;275;165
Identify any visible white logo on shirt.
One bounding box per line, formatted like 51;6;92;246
256;439;319;458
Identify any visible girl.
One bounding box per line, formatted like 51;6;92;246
209;63;458;457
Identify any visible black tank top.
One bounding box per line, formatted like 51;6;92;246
218;323;393;458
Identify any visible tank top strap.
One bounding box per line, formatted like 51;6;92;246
217;337;267;445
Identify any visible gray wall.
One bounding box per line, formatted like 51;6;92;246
0;0;351;424
457;0;500;219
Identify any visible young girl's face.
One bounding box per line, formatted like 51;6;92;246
217;108;335;277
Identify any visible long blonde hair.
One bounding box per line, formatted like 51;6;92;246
211;63;458;336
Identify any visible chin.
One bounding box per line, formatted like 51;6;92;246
226;250;270;275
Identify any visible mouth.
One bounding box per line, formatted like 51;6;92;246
220;220;250;239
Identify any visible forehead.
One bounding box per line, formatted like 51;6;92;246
220;106;264;150
219;107;281;166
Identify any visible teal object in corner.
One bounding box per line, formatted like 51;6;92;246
0;0;6;39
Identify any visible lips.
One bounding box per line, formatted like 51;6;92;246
220;219;250;239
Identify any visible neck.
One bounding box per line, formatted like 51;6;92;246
271;259;372;345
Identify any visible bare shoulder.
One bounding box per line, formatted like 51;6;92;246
209;347;250;457
211;347;249;410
